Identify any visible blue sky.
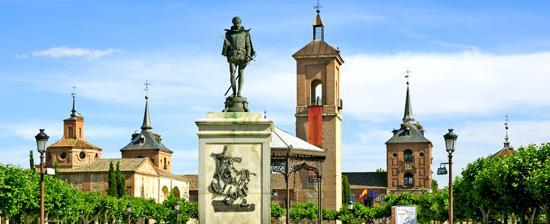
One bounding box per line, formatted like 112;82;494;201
1;0;550;186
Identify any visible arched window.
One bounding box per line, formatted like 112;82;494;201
311;80;322;105
172;187;180;198
404;172;414;187
163;158;167;170
404;150;413;162
162;186;169;201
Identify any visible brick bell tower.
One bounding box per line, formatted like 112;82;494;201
385;72;433;194
292;8;344;210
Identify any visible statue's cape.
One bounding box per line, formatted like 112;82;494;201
222;28;255;59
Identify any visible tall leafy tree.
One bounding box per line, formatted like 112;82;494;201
342;175;351;205
495;144;547;224
526;144;549;224
116;162;126;197
108;162;118;197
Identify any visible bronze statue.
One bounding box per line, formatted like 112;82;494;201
222;16;255;98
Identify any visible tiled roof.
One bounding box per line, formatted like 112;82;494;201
343;172;387;188
155;167;186;181
120;130;173;153
179;175;198;190
491;146;515;158
48;138;102;151
386;123;431;144
60;158;148;172
314;13;323;26
271;127;323;152
292;40;343;63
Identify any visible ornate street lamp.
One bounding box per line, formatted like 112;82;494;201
126;204;132;224
443;129;458;224
437;163;448;175
175;201;181;224
35;129;49;224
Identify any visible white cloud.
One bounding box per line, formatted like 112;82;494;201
0;122;129;141
14;54;29;59
32;47;119;59
342;51;550;121
8;49;550;176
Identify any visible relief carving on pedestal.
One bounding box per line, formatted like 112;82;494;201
209;145;256;212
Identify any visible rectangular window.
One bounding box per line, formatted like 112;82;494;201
314;27;322;40
68;126;74;138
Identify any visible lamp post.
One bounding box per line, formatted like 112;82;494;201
443;129;458;224
126;204;132;224
175;201;181;224
35;129;49;224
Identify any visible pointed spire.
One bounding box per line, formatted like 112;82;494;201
313;0;324;40
70;86;77;117
402;69;414;123
504;115;510;147
141;81;152;131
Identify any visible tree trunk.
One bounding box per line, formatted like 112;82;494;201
519;211;526;224
526;207;536;224
479;207;490;224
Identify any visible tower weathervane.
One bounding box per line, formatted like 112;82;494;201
314;0;322;13
405;69;411;86
71;85;77;116
504;115;510;146
144;80;150;100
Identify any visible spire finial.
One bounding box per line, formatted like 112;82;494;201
314;0;322;13
264;106;267;119
141;81;152;131
70;85;77;117
144;80;150;100
405;69;411;86
402;69;414;123
504;115;510;147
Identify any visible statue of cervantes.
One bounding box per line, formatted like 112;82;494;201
222;16;255;98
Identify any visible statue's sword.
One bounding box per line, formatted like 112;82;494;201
224;74;241;96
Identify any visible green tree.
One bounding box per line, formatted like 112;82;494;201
290;202;318;221
431;179;439;192
108;162;118;197
116;162;126;197
29;150;35;170
271;203;284;218
375;168;385;172
494;144;548;224
342;175;351;205
52;161;59;178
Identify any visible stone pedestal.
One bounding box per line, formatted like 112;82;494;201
196;112;272;224
223;96;249;112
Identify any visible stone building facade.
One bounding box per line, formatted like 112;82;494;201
46;95;189;203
